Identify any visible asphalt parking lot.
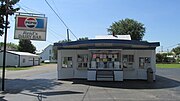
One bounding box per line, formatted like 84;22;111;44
0;64;180;101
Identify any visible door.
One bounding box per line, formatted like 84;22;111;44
138;57;151;80
60;56;75;79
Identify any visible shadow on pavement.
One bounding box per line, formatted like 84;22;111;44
62;75;180;89
0;79;62;94
0;96;7;101
37;91;83;96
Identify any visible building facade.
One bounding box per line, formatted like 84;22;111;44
0;51;40;67
54;37;160;81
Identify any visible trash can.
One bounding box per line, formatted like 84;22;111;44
147;68;153;82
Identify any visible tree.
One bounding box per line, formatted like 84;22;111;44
77;37;89;41
0;42;18;50
18;39;36;54
108;18;146;40
172;46;180;55
53;39;72;60
0;0;20;36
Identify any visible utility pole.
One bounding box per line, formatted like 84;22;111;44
67;28;70;42
2;0;9;91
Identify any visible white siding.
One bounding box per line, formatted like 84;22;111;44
57;50;89;79
40;45;57;62
20;56;39;67
57;49;156;80
122;50;156;80
0;52;19;67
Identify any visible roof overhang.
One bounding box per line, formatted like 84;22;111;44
54;39;160;50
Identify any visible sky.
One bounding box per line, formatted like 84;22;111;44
0;0;180;52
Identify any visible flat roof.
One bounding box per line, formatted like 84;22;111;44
54;39;160;50
0;51;39;57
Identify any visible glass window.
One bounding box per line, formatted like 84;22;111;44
49;56;51;60
62;57;73;68
49;50;51;54
123;55;134;68
90;52;120;69
139;57;151;69
77;54;88;69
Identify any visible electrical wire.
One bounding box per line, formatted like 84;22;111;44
44;0;78;40
17;3;67;42
17;4;28;13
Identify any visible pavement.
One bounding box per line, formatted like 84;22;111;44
0;64;180;101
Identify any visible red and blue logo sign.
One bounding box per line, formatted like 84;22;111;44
17;16;45;29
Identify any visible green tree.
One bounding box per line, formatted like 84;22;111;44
172;46;180;55
0;0;20;36
77;37;89;41
108;18;146;40
0;42;18;50
18;39;36;54
53;39;72;60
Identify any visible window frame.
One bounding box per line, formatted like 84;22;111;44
77;54;88;69
62;57;73;68
139;57;151;69
122;54;134;68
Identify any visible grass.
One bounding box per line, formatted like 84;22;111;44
156;63;180;68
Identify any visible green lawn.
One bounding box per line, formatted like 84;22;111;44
156;63;180;68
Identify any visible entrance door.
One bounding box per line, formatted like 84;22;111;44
138;57;151;80
60;56;75;79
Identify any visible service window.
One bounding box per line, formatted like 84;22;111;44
91;52;120;69
62;57;72;68
139;57;151;69
77;54;88;69
122;55;134;68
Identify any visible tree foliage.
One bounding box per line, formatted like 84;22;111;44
172;46;180;55
58;39;71;43
18;39;36;54
0;0;20;36
77;37;89;41
108;18;145;40
0;42;18;50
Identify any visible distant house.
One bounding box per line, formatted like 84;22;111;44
0;51;40;67
40;45;57;63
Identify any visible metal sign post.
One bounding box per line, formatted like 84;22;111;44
2;0;9;91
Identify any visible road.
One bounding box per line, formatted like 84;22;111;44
0;64;180;101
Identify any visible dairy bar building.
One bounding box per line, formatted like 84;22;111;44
54;35;160;81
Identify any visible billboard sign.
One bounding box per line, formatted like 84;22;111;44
14;15;47;41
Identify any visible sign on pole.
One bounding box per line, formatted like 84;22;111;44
14;15;47;41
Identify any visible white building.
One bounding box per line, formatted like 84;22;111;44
40;45;57;63
0;51;40;67
54;35;160;81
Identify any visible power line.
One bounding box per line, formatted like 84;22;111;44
17;4;28;13
17;3;67;41
18;3;43;14
48;26;66;38
164;43;179;50
44;0;78;40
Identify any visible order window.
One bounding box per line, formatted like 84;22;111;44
139;57;151;69
77;54;88;69
91;52;120;69
122;55;134;68
62;57;72;68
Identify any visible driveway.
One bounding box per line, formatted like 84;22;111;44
0;64;180;101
